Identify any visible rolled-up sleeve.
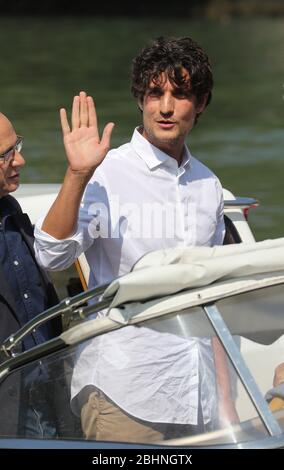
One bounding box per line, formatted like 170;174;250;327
34;216;88;271
34;170;110;271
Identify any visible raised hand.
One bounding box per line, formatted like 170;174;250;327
60;91;114;175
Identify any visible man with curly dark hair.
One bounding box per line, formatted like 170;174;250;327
35;37;236;443
132;36;213;114
130;36;213;162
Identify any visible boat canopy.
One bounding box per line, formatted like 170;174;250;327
62;237;284;346
105;237;284;307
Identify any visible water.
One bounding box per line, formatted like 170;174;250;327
1;16;283;241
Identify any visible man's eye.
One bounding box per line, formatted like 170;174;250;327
148;89;162;97
174;91;188;99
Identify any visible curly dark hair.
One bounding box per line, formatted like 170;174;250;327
131;36;213;110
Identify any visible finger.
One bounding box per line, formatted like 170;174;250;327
72;95;80;129
87;96;99;139
79;91;88;127
60;108;70;136
101;122;115;150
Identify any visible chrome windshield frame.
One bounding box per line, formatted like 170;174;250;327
203;303;282;437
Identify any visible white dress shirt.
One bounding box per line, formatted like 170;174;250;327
34;128;225;426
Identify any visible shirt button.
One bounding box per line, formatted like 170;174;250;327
13;260;19;266
23;293;29;299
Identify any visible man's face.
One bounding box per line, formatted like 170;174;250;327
0;114;25;198
140;69;207;162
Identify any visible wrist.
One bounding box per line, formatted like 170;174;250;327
66;166;95;181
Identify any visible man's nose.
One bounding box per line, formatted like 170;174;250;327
160;93;174;117
12;151;25;168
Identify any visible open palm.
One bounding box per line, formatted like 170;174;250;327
60;91;114;174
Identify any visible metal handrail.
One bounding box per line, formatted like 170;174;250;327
0;282;110;359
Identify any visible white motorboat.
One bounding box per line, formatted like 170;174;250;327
0;185;283;449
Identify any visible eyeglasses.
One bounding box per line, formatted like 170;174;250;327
0;136;23;164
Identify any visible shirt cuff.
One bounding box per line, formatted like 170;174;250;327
34;216;84;270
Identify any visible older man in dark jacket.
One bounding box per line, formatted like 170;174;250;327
0;112;61;437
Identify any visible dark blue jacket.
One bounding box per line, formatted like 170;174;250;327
0;195;61;436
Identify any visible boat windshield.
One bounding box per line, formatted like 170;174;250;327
1;281;284;447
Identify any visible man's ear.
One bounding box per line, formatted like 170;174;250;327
138;99;143;112
196;93;209;114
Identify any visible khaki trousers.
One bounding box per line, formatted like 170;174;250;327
81;390;167;443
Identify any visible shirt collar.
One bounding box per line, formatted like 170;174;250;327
130;127;191;171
